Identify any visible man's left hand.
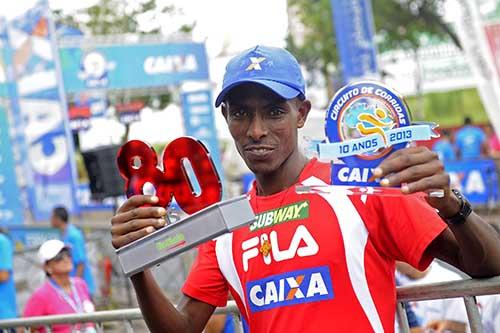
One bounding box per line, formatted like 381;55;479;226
372;146;460;217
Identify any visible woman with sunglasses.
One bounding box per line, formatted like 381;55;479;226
23;239;96;333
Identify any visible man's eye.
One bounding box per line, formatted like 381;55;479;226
269;108;285;117
231;109;247;118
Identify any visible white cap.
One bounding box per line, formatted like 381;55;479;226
38;239;69;265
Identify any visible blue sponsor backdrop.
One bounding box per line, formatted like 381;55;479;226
446;159;498;206
330;0;378;82
60;42;209;93
8;0;79;220
181;90;224;192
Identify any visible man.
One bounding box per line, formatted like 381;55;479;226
110;46;500;332
455;116;487;160
432;129;456;161
51;206;95;296
0;228;17;321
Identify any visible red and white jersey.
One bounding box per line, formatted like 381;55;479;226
182;158;447;333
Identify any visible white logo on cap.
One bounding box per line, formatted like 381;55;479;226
245;57;266;71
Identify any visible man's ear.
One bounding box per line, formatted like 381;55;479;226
297;99;311;129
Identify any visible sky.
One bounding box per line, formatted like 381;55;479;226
0;0;290;146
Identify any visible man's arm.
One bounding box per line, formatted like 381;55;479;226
131;270;215;333
0;270;9;282
424;213;500;278
374;146;500;278
111;195;215;333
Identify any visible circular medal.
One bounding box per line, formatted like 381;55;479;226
325;81;412;168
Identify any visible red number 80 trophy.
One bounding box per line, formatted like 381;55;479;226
115;137;256;276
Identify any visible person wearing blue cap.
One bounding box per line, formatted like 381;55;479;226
110;46;500;333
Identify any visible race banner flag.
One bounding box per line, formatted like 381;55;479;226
330;0;379;83
8;0;79;220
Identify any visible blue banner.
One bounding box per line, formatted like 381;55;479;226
446;159;498;206
181;90;224;193
8;1;79;220
330;0;378;82
6;225;59;249
0;109;23;224
0;17;32;216
60;42;209;93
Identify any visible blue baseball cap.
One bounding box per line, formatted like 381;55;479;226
215;45;306;107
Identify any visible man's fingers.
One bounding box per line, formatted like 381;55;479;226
112;206;167;225
111;226;156;249
116;195;159;214
381;159;444;187
400;173;450;194
111;217;166;237
375;149;438;178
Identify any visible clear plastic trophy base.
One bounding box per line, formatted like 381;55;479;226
116;195;255;277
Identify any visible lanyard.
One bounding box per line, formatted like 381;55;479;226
48;278;83;313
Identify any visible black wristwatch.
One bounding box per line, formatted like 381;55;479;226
438;189;472;226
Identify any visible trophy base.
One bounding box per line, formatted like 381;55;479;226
116;195;255;277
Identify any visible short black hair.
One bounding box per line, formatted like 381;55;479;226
52;206;69;223
464;116;472;125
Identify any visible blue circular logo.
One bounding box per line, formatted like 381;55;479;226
325;81;412;168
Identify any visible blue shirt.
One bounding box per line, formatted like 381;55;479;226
455;125;486;159
432;139;456;161
0;233;17;319
62;224;95;295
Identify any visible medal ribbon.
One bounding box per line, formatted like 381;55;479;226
49;278;84;313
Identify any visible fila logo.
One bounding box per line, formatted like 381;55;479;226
245;57;266;71
241;225;319;272
247;266;334;312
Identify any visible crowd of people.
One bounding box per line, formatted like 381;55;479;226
0;207;96;333
432;117;500;161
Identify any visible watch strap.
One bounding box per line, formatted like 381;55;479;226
438;189;472;225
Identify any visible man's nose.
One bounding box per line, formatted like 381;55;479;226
247;113;268;141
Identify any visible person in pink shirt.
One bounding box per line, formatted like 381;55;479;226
486;125;500;158
23;239;96;333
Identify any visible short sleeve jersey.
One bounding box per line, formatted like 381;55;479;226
432;140;456;161
0;233;17;319
182;159;446;333
455;126;486;159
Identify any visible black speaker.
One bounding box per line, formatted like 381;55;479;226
82;145;125;200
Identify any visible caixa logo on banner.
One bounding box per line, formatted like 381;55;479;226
78;50;116;88
446;159;499;205
143;54;199;75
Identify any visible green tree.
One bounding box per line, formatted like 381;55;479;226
286;0;459;98
53;0;195;36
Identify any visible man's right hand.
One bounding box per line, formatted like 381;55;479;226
111;195;167;249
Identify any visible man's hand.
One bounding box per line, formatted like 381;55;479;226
372;146;460;217
111;195;167;249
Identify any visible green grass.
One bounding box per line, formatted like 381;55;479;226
405;88;490;127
